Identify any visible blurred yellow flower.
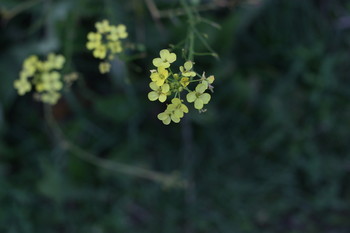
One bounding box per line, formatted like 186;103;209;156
14;78;31;96
41;91;61;105
42;72;63;92
87;20;129;73
86;32;102;50
95;19;111;33
23;55;39;76
14;53;66;105
47;54;66;70
108;24;128;41
99;62;111;74
108;41;122;54
93;45;107;59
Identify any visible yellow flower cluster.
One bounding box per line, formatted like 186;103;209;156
86;19;128;74
13;54;66;105
148;49;215;125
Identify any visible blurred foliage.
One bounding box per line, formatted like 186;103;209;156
1;0;350;232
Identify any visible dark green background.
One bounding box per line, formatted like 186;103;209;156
1;0;350;232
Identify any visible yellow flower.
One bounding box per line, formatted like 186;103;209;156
157;98;188;125
180;77;190;87
23;55;39;76
87;20;129;72
20;70;31;79
108;41;122;54
41;72;63;92
108;24;128;41
93;45;107;59
47;53;66;70
152;49;177;68
37;61;53;72
201;72;215;91
14;78;31;96
186;83;211;110
41;91;61;105
148;82;170;102
35;82;45;92
15;53;66;104
148;50;215;123
95;20;111;34
86;32;102;50
157;109;172;125
99;62;111;74
201;72;215;87
180;61;196;77
168;98;188;118
207;75;215;84
150;67;169;86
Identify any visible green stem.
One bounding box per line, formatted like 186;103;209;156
188;79;201;83
188;30;194;61
180;0;195;61
43;104;187;188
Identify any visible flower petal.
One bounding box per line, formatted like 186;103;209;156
163;62;170;68
174;109;184;118
149;82;159;91
195;83;207;93
171;98;181;105
158;112;168;121
163;117;171;125
167;103;176;111
152;58;163;67
148;91;159;101
159;49;169;59
188;71;196;77
186;92;196;103
200;93;211;104
184;61;193;70
181;104;189;113
171;114;180;123
162;84;170;93
158;67;168;76
156;79;165;86
166;53;177;63
150;72;158;82
194;98;204;110
159;94;167;102
207;75;215;84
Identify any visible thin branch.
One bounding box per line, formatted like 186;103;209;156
193;28;219;60
144;0;164;30
1;0;42;22
44;104;187;188
157;0;239;19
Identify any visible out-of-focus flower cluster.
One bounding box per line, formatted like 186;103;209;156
148;49;215;125
13;54;66;105
86;19;128;74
